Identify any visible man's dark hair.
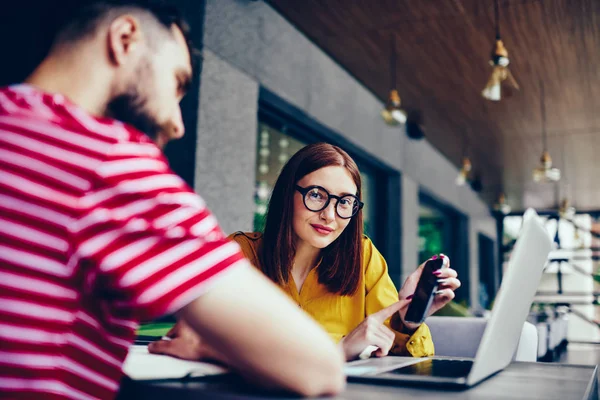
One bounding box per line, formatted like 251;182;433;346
52;0;196;70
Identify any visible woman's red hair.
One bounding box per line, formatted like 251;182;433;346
260;142;363;296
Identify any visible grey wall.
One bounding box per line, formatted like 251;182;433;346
195;50;259;234
196;0;497;307
401;175;420;281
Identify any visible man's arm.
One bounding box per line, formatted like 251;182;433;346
180;264;345;397
79;142;344;396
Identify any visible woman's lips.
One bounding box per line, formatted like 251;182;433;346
311;224;334;235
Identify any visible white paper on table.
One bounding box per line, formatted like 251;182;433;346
122;345;228;380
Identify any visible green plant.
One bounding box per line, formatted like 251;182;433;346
432;300;471;317
418;219;444;264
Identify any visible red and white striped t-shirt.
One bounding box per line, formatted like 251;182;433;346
0;85;246;399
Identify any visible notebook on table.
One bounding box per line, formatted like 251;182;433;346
122;345;228;381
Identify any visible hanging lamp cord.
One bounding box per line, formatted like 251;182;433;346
540;80;547;151
494;0;501;40
390;33;396;89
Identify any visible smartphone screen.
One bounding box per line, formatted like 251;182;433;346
404;257;445;324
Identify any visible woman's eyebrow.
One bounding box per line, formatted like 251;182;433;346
308;184;357;197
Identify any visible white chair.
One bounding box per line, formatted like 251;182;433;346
514;321;539;362
426;316;539;362
536;322;549;359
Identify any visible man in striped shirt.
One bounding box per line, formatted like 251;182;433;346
0;1;344;399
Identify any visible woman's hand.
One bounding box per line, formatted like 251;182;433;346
148;319;225;362
397;254;461;331
340;300;409;360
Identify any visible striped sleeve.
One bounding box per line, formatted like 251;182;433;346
70;140;246;322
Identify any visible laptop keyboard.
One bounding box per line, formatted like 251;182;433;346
387;359;474;378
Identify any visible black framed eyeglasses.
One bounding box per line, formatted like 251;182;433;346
295;185;364;219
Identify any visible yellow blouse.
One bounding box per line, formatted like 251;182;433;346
228;232;435;357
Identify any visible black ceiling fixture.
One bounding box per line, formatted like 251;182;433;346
405;110;425;140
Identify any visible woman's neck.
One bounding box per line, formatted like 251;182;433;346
292;240;321;278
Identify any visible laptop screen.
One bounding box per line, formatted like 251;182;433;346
387;359;473;378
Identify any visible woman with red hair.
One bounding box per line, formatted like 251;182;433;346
150;143;460;361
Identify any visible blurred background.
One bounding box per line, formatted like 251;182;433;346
2;0;599;365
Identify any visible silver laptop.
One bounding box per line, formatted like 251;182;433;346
346;208;552;388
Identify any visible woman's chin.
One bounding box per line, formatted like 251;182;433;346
307;235;336;249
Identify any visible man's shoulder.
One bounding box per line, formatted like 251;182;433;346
0;84;155;151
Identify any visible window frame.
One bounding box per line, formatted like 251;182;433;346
419;189;471;306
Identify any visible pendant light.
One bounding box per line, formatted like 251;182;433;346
532;81;561;183
456;130;472;186
482;0;519;101
381;34;407;125
558;155;574;220
455;157;472;186
558;198;575;220
493;193;511;214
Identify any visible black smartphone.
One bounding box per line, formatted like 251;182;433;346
404;256;445;324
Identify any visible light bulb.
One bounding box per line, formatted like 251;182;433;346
482;83;501;101
455;172;467;186
381;89;407;126
391;109;407;124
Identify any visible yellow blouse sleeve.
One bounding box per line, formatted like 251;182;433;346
227;232;261;267
328;332;345;344
363;237;435;357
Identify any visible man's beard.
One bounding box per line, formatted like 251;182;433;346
105;60;163;142
106;89;163;142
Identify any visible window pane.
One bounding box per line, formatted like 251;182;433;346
254;122;306;232
254;121;378;238
418;205;446;264
360;170;376;239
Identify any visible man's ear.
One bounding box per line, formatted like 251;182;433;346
107;15;143;66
